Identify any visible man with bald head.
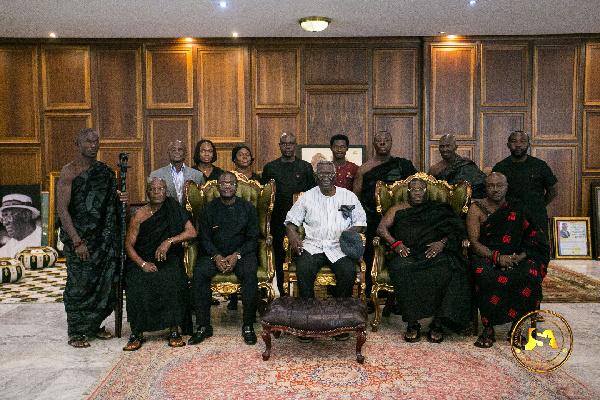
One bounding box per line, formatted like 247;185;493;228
429;134;486;199
353;131;416;306
123;177;196;351
492;131;557;232
466;172;549;348
150;140;205;205
261;133;316;295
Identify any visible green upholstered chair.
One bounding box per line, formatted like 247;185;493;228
183;175;276;303
282;193;367;299
370;172;471;331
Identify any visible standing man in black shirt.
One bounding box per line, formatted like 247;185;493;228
492;131;558;233
189;172;259;346
261;133;316;295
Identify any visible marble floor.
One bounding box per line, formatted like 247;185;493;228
0;260;599;400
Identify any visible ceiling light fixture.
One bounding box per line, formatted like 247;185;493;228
299;16;331;32
48;32;57;38
219;1;227;8
469;0;477;5
232;32;238;37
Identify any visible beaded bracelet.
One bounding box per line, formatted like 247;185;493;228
493;251;500;265
141;261;147;269
391;240;402;248
71;240;84;251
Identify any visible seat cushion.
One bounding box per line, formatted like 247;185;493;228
262;297;367;332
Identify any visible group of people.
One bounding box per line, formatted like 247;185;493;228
56;126;556;351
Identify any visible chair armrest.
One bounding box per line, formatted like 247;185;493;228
372;236;386;284
462;238;470;257
183;240;198;281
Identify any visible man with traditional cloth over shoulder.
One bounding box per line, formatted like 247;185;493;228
56;127;128;348
467;172;550;349
122;177;196;351
353;131;417;308
428;134;487;199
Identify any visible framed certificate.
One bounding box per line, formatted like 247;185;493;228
553;217;592;259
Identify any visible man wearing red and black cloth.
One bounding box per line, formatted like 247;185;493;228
467;173;550;348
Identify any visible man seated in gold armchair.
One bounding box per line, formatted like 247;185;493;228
376;176;471;343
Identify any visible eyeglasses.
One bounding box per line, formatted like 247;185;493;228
317;172;335;178
148;187;166;193
218;182;237;187
407;187;426;192
279;142;296;147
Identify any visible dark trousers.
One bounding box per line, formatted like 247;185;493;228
296;251;356;298
193;253;258;327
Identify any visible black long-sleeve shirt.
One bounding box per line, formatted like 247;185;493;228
198;197;259;257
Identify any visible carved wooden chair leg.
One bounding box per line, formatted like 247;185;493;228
370;287;381;332
262;327;272;361
356;328;367;364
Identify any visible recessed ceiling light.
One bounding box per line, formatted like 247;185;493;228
220;1;227;8
232;32;238;37
446;35;458;39
438;31;446;35
469;0;477;5
183;37;194;42
48;32;57;38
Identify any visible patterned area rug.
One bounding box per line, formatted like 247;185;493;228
88;333;593;399
0;264;66;303
1;263;599;304
542;264;600;302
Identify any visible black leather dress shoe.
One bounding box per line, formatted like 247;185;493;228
242;324;257;345
188;325;213;345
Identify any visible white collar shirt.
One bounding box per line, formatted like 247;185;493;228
170;163;186;203
284;186;367;263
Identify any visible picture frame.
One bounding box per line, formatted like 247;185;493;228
592;183;600;259
298;145;366;169
0;184;42;257
553;217;592;259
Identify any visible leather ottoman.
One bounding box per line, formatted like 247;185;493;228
261;297;367;363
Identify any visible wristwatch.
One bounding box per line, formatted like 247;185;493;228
440;238;448;246
234;252;241;260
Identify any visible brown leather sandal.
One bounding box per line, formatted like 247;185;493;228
95;326;114;340
68;334;90;348
168;331;186;347
123;334;145;351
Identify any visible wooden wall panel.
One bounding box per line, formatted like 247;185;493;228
255;114;299;171
582;176;600;217
532;145;577;218
198;48;245;142
430;46;476;140
0;47;38;142
41;46;90;110
305;48;368;85
533;45;577;139
215;147;235;173
0;147;41;185
96;49;142;142
306;91;367;146
149;117;193;171
146;48;193;108
373;114;418;165
584;43;600;105
373;48;417;108
428;144;475;170
97;146;145;202
44;113;92;173
583;111;600;172
480;111;526;173
254;49;299;107
481;45;528;106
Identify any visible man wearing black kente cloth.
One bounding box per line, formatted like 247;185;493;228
467;173;550;349
353;131;416;307
492;131;557;233
190;172;260;345
123;177;196;351
261;133;315;295
57;128;128;348
377;178;470;343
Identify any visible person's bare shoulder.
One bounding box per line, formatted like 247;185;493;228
428;160;446;176
58;162;79;184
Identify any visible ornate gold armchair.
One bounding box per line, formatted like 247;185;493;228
282;193;367;299
370;172;471;331
183;176;276;303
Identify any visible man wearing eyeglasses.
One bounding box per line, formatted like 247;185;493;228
285;161;367;304
190;172;260;346
261;133;316;295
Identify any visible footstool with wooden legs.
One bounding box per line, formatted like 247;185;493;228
261;296;368;363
